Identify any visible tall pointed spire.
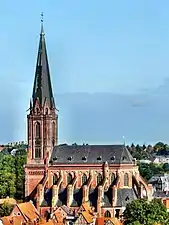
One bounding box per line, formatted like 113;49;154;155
32;13;55;109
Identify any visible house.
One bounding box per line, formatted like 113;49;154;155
149;174;169;193
0;201;41;225
151;155;169;164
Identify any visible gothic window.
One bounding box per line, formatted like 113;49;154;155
104;210;111;218
97;173;102;185
35;148;41;159
67;173;72;185
124;173;129;186
36;108;40;114
45;108;48;115
82;174;87;185
111;173;115;184
53;174;58;185
36;122;41;139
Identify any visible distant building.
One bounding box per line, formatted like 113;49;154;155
24;18;153;219
151;155;169;164
149;174;169;193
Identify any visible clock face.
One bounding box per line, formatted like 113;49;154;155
104;220;114;225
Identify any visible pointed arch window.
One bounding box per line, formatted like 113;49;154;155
82;174;87;185
104;210;111;218
111;173;115;184
36;122;41;139
124;173;129;186
53;174;58;185
97;173;102;185
36;108;40;114
45;108;48;115
35;148;41;159
67;173;72;185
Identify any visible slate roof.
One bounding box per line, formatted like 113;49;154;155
116;188;137;207
32;22;55;109
50;144;134;164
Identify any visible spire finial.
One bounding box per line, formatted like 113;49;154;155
41;12;44;23
40;12;44;35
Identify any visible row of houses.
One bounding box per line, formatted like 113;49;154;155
0;200;122;225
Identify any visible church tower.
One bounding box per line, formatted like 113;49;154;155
26;17;58;166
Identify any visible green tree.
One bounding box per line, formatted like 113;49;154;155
163;163;169;172
124;199;169;225
0;201;13;217
139;163;164;181
0;154;16;197
14;150;26;200
0;148;26;199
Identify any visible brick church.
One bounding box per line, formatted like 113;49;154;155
24;20;153;218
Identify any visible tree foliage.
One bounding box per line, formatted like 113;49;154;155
0;201;13;217
0;147;26;200
124;199;169;225
139;163;164;181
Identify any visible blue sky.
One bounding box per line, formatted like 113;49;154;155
0;0;169;144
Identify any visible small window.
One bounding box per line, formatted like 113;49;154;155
68;156;73;161
111;173;115;184
45;108;48;115
36;108;40;114
124;173;129;186
35;148;41;159
82;156;87;161
67;173;72;185
17;212;21;216
82;174;87;185
53;174;58;185
104;210;111;218
97;156;102;161
111;156;115;161
35;122;41;139
97;173;102;185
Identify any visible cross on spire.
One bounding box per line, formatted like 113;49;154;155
41;12;44;23
40;12;44;35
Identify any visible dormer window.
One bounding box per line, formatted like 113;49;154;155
111;156;115;161
68;156;73;161
82;156;87;161
97;156;102;161
53;157;57;161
